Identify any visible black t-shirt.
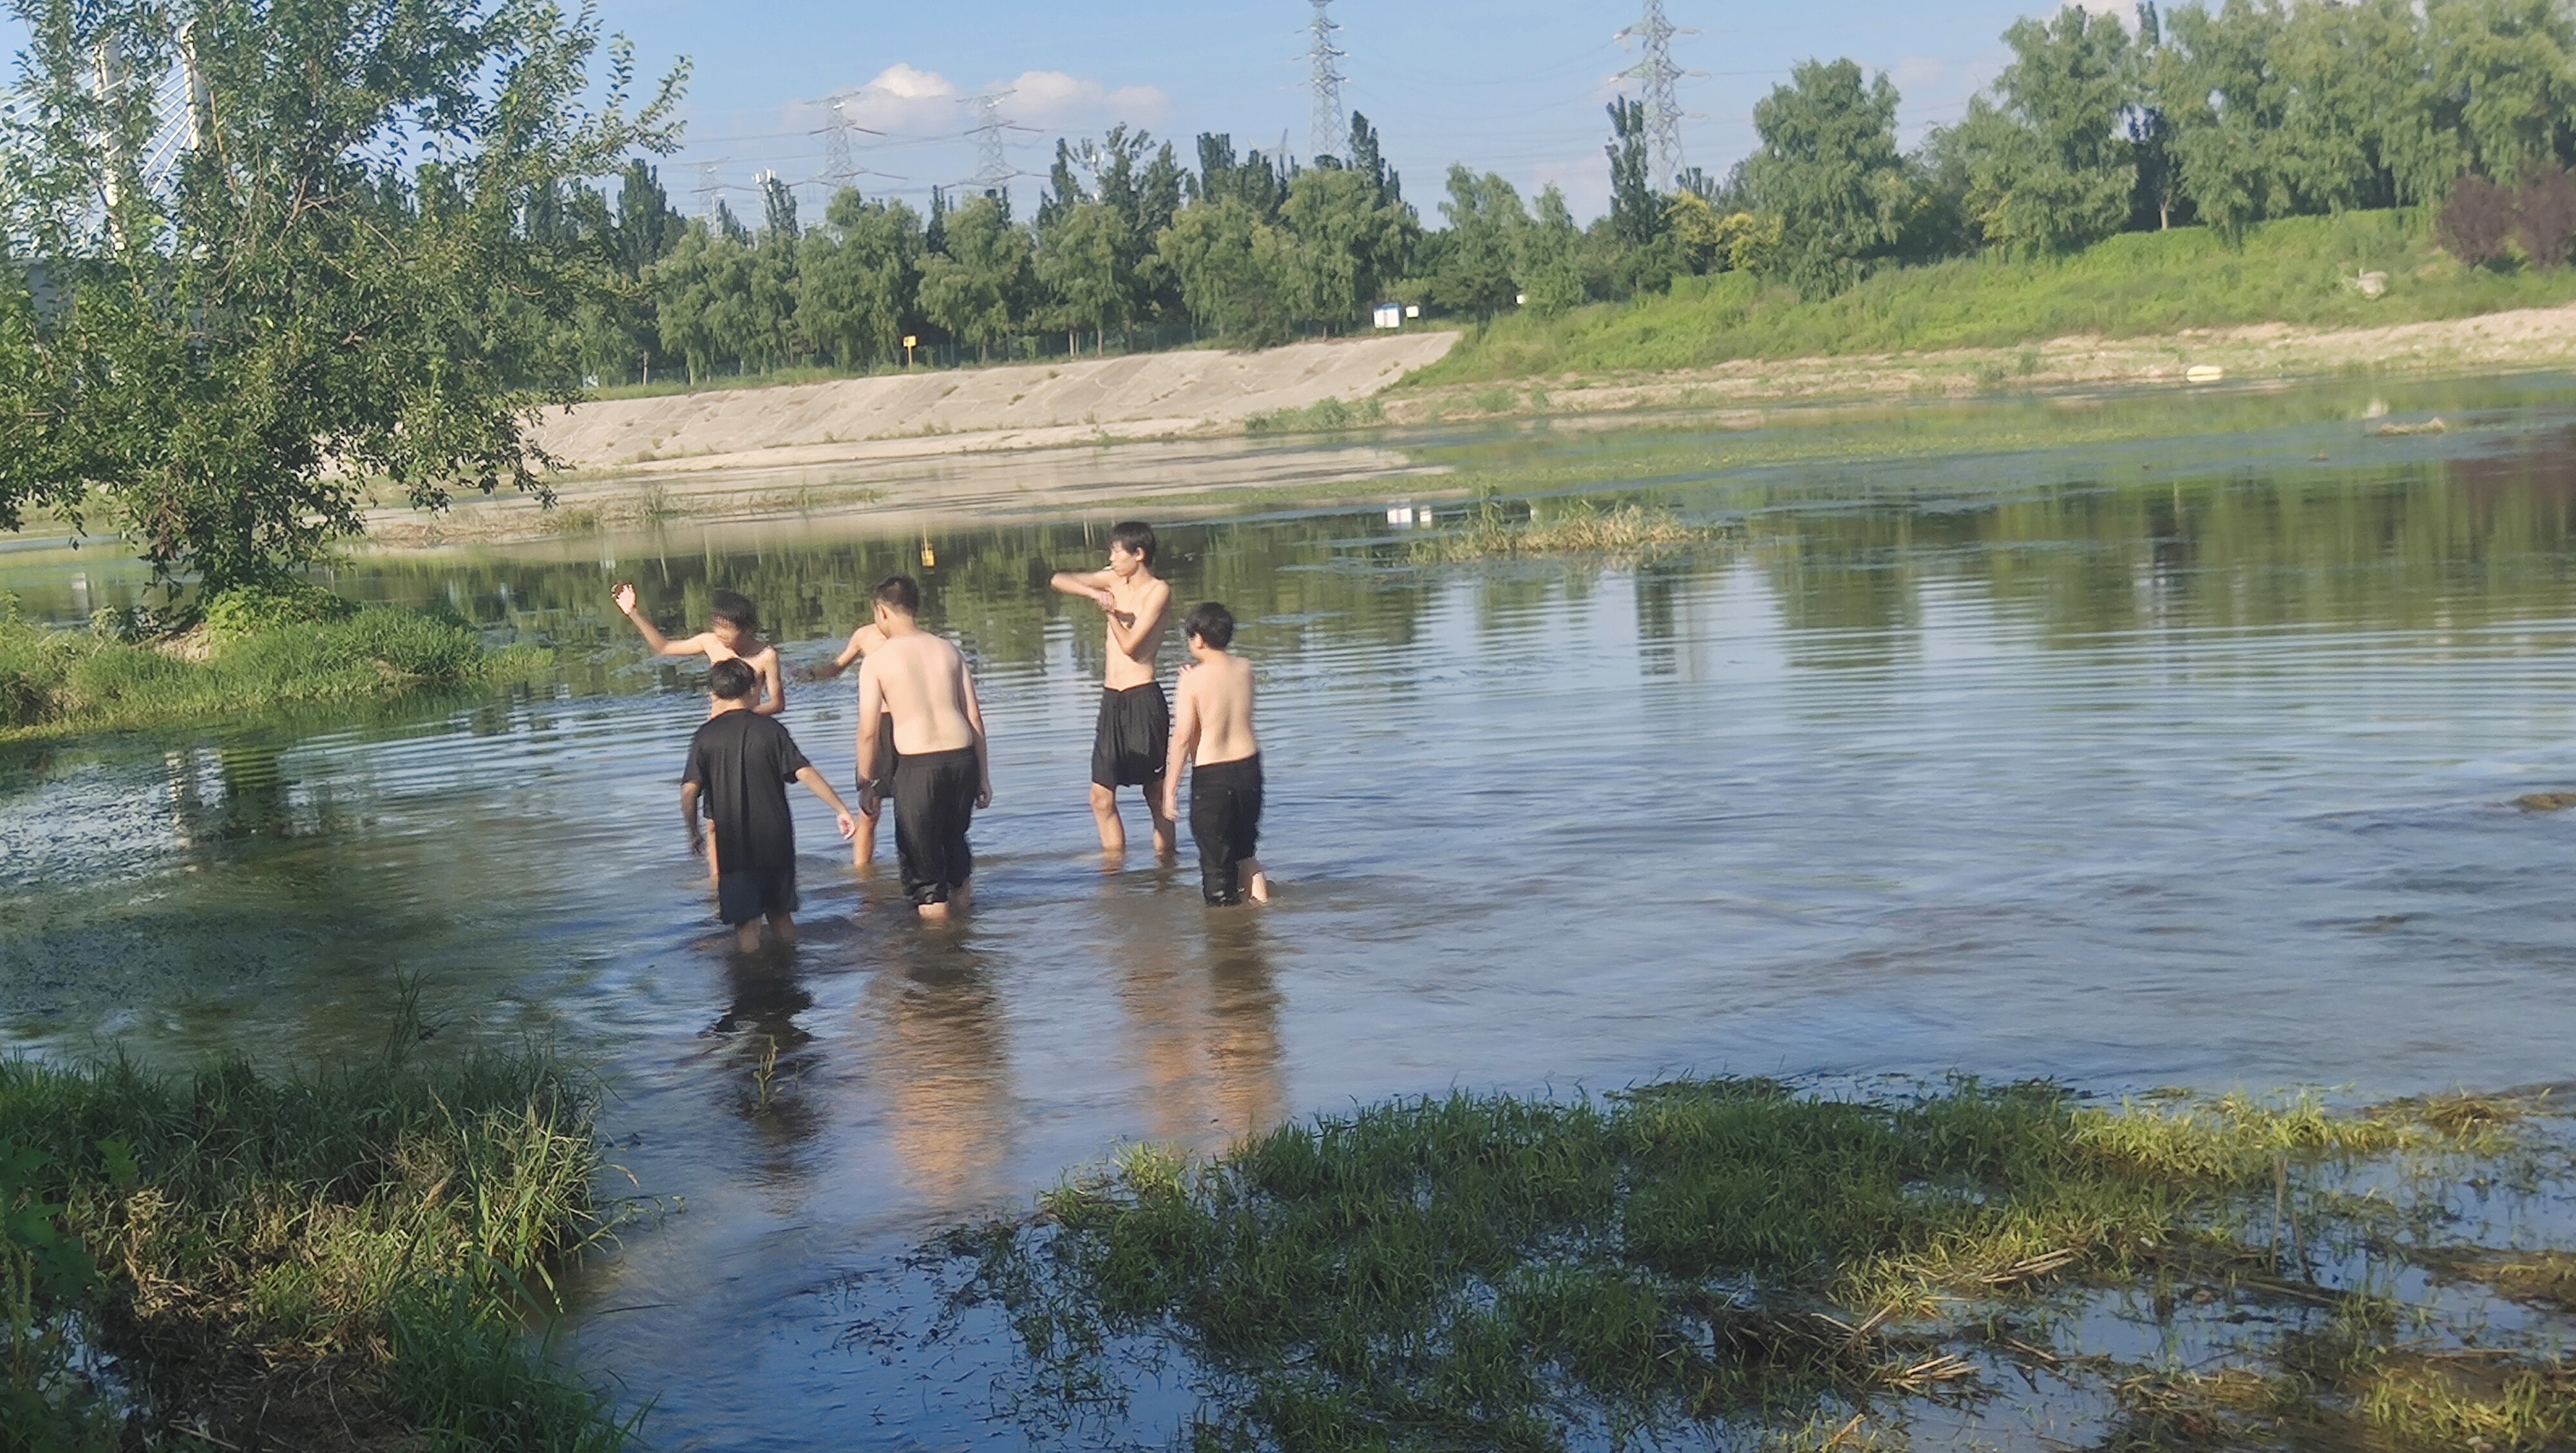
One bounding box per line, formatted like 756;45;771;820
682;712;813;873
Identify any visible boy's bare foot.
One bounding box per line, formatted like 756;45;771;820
917;900;952;924
1247;870;1271;904
734;922;763;954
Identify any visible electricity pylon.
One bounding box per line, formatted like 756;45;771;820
1308;0;1346;161
1617;0;1695;191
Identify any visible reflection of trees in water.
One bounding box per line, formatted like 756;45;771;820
864;957;1014;1205
1113;908;1286;1153
710;957;824;1212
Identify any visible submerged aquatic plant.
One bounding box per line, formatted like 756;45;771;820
932;1078;2575;1452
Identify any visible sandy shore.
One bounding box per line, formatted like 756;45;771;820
348;303;2576;552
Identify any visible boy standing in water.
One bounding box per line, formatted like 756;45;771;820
857;576;992;922
1050;522;1175;860
683;659;858;954
614;584;786;717
813;621;893;868
1162;602;1269;906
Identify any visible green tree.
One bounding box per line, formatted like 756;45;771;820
1743;59;1916;294
2430;0;2576;188
1277;164;1415;332
1515;185;1587;315
1951;7;2141;252
1036;200;1132;354
917;194;1032;362
1157;196;1293;345
0;0;684;589
797;189;923;370
1429;166;1528;316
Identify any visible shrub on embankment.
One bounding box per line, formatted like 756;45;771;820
0;584;547;741
0;1044;634;1451
1411;210;2576;388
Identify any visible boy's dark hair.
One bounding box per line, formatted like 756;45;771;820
1184;601;1235;651
708;658;759;701
1110;520;1157;566
873;575;921;614
710;590;759;632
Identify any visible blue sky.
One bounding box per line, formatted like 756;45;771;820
3;1;2096;222
601;0;2087;222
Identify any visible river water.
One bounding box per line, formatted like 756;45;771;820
6;375;2576;1445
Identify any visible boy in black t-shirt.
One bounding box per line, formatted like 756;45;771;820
683;659;858;953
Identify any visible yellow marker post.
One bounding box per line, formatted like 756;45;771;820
903;334;918;368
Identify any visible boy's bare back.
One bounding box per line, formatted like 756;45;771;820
1175;653;1258;767
860;632;978;756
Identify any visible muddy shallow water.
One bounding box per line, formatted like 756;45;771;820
8;375;2576;1445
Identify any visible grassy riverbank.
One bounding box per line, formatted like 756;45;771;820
0;588;550;744
1;1038;633;1450
939;1077;2572;1450
1411;211;2576;391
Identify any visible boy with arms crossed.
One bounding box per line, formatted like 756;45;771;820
1050;522;1175;860
857;577;993;922
1161;602;1269;906
813;620;893;868
682;659;858;954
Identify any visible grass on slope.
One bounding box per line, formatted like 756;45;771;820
1414;209;2576;387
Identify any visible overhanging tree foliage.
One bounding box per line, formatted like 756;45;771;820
0;0;685;591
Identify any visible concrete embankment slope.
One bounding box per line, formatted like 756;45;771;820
535;332;1461;477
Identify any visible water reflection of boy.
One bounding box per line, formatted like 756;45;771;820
813;621;895;869
682;658;858;954
1050;521;1177;862
1160;602;1269;906
855;576;992;922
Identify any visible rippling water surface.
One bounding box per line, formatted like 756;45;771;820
8;375;2576;1444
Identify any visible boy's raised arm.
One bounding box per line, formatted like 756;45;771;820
1105;579;1170;657
814;623;882;681
1050;568;1115;606
612;584;700;657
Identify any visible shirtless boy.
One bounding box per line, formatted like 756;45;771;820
1050;522;1175;859
1160;602;1269;906
813;621;892;867
613;585;786;717
856;576;993;922
682;659;858;954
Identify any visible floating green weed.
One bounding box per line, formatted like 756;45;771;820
1410;497;1718;564
936;1078;2568;1452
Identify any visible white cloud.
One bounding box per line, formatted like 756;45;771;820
814;62;1168;134
1891;57;1947;91
861;62;956;104
1003;70;1171;126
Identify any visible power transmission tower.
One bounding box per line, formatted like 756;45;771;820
1307;0;1346;161
1617;0;1692;191
693;160;725;222
813;91;884;191
968;91;1016;195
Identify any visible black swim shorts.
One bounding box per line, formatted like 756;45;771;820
1090;682;1171;791
1189;754;1264;906
716;864;798;926
893;746;979;908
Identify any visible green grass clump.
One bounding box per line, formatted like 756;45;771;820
0;1043;636;1450
1244;395;1383;437
938;1078;2541;1451
1413;209;2576;387
0;593;550;741
1410;498;1719;564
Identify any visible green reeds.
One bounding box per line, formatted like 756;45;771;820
937;1078;2564;1451
0;1042;634;1450
1409;497;1718;564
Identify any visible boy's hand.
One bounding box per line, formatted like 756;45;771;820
1159;781;1180;822
687;823;705;858
976;780;994;810
833;808;858;842
612;582;638;614
860;782;883;818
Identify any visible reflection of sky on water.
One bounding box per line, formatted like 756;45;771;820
7;379;2576;1443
